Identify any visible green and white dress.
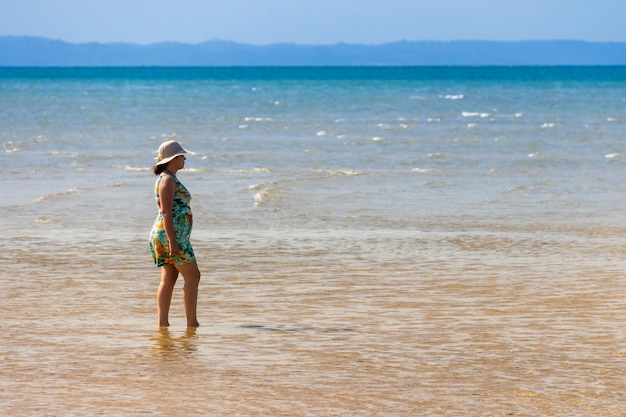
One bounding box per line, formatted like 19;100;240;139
149;173;196;267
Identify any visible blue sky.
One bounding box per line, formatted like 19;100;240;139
3;0;625;45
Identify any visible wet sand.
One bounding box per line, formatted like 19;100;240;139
2;228;625;416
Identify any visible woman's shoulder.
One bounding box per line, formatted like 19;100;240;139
157;173;179;188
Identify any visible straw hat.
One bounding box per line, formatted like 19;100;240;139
155;140;188;166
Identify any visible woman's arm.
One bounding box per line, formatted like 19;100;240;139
158;176;180;256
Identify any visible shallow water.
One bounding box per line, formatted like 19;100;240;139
3;227;626;416
2;67;626;415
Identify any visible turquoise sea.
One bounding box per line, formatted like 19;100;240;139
2;66;626;416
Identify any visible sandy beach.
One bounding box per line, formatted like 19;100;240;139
2;225;625;416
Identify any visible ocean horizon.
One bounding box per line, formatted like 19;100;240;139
3;36;626;66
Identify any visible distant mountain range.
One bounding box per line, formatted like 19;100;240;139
1;36;626;66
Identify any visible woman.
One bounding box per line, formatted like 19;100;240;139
149;140;201;328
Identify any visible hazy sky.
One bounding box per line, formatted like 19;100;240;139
3;0;625;45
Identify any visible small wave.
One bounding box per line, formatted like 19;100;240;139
605;153;625;159
124;165;150;172
43;150;63;156
462;111;490;118
249;182;278;207
316;130;330;136
223;168;272;174
540;123;555;129
427;117;441;122
412;168;433;173
508;185;528;192
253;189;272;207
378;122;411;130
35;135;51;142
372;137;384;142
423;181;450;188
607;117;618;122
2;141;21;153
528;152;549;159
160;133;180;139
36;187;85;202
244;117;274;122
311;168;362;176
428;153;446;159
181;167;214;174
443;94;464;100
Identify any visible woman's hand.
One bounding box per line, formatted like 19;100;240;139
169;241;180;257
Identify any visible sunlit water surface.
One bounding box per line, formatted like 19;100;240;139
2;67;626;415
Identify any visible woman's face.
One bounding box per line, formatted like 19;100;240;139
172;155;186;170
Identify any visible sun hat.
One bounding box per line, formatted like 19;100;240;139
155;140;188;166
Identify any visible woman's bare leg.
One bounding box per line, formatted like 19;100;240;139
176;262;201;327
157;264;179;327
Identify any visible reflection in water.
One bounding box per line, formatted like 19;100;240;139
152;327;198;358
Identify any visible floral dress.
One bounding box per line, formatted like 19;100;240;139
149;173;196;267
